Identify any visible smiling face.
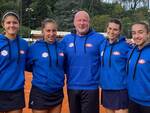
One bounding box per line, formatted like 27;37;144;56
74;11;90;36
42;22;57;43
131;23;149;49
106;22;121;42
2;15;19;39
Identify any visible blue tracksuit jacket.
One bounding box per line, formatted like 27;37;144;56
26;39;65;93
61;30;105;90
127;44;150;106
0;34;28;91
99;36;131;90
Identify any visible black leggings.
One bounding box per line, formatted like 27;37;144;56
129;100;150;113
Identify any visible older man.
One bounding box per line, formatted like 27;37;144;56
61;10;104;113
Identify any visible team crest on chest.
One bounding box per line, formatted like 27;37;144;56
69;43;74;47
112;51;120;56
138;59;146;64
1;50;8;56
42;52;48;58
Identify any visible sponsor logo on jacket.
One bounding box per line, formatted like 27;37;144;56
85;43;93;47
59;52;64;56
20;50;25;54
112;51;120;56
138;59;146;64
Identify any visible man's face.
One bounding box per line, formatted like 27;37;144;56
74;11;90;36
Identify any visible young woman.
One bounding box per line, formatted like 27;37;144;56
26;19;65;113
0;11;28;113
127;22;150;113
99;18;131;113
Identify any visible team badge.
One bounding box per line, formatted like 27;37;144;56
85;43;93;47
42;52;48;58
20;50;25;54
138;59;146;64
59;52;64;56
69;43;74;47
1;50;8;56
113;51;120;56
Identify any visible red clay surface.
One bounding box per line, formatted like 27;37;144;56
23;72;106;113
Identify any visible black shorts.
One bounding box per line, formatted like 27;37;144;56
101;89;129;110
29;85;64;109
67;89;99;113
129;99;150;113
0;89;25;112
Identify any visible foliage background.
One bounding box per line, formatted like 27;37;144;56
0;0;149;38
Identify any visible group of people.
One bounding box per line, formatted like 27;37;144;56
0;10;149;113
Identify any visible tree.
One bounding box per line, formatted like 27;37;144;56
21;0;32;26
0;0;19;15
91;15;110;32
111;4;124;18
120;0;146;10
122;17;133;38
54;0;79;31
0;0;148;35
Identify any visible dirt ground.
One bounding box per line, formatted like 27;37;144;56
23;72;106;113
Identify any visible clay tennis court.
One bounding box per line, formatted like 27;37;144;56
23;72;106;113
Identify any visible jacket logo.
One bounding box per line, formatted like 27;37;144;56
1;50;8;56
101;51;104;56
113;51;120;56
138;59;145;64
69;43;74;47
59;52;64;56
85;43;93;47
42;52;48;58
20;50;25;54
